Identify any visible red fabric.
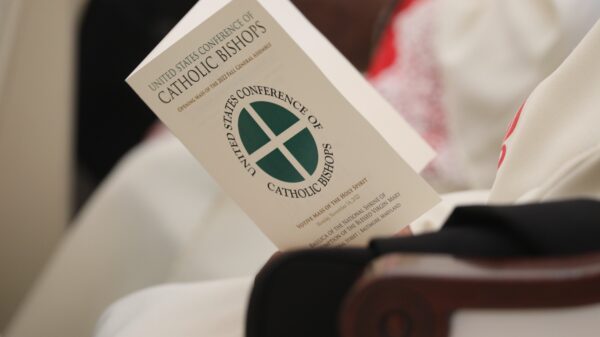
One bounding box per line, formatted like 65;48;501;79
367;0;419;78
365;0;466;190
504;103;525;141
498;103;526;168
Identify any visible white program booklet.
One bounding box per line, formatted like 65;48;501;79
127;0;440;250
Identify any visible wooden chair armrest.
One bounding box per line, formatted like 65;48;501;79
340;253;600;337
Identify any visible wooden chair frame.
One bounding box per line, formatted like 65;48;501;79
341;253;600;337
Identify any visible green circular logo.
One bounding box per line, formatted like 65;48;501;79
238;101;318;183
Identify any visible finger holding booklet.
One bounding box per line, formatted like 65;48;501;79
126;0;440;250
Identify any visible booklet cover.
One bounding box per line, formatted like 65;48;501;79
127;0;440;250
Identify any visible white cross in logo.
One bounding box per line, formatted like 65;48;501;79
244;103;312;180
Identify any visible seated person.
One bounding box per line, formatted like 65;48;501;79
93;14;600;337
5;1;600;337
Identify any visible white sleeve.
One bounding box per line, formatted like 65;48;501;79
489;18;600;203
435;0;600;189
94;278;252;337
6;135;274;337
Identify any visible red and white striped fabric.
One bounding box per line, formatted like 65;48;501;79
368;0;600;192
368;0;454;191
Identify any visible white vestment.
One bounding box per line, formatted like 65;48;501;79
6;2;600;337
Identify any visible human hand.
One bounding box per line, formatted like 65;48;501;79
396;226;413;236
